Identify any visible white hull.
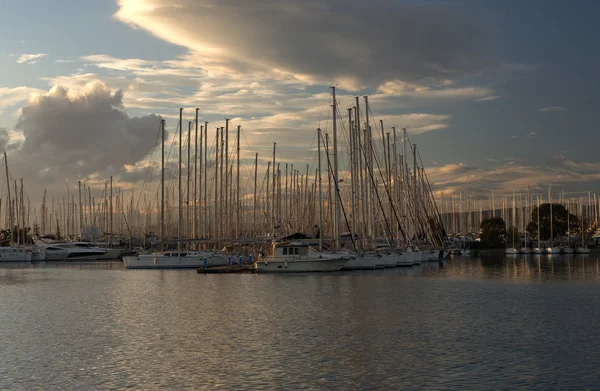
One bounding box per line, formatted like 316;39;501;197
533;248;545;254
561;247;574;254
257;257;347;272
546;247;561;254
124;252;226;269
519;247;532;254
505;248;518;255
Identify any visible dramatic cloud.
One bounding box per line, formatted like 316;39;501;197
16;53;48;64
12;81;162;186
115;0;490;88
539;106;567;112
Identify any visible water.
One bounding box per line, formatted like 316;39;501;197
1;254;599;390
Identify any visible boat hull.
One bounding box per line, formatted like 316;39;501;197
123;254;227;269
257;258;347;273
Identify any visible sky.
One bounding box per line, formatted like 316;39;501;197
0;0;599;207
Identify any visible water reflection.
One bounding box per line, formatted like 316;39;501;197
446;253;600;281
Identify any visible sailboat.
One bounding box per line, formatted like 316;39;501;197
532;196;545;253
575;200;591;254
546;183;561;254
123;113;227;269
562;197;574;254
520;192;532;254
506;190;518;255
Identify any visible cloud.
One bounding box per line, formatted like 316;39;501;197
0;86;44;111
477;95;500;102
539;106;566;112
115;0;491;88
16;53;48;64
377;80;494;100
55;59;75;63
11;80;162;186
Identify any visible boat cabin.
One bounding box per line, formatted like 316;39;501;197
274;243;309;257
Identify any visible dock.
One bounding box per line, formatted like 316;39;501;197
197;265;257;274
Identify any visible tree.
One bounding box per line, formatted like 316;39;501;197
480;217;506;242
529;203;578;241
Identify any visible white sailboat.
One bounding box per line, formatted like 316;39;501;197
546;183;561;254
575;200;591;254
506;190;518;255
520;192;532;254
533;195;545;253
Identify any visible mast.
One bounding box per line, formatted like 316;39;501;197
537;195;540;248
549;183;553;248
271;142;276;241
4;153;13;243
194;110;198;240
331;87;340;249
318;128;323;251
178;108;183;251
214;127;219;241
253;153;258;237
203;121;208;239
161;119;165;249
187;121;191;239
348;108;356;243
109;176;113;236
225;119;229;239
236;124;241;239
78;180;83;238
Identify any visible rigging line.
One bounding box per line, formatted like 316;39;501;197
135;119;163;211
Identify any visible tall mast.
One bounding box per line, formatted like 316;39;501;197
214;128;219;241
236;125;241;239
331;87;340;249
253;153;258;237
178;108;183;251
187;121;191;239
194;110;198;241
203;121;208;239
348;108;356;242
78;180;83;238
364;96;374;243
318;128;324;251
4;153;13;243
271;142;276;241
225;119;229;239
109;176;113;236
549;182;553;247
161;119;165;249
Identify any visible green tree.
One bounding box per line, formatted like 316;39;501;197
529;203;578;241
480;216;506;242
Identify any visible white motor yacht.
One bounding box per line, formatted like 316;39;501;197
256;242;351;273
41;242;107;261
123;250;226;269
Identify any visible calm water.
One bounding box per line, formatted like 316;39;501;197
1;253;599;390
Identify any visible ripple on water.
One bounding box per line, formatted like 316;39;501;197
0;255;599;389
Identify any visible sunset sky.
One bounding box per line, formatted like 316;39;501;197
0;0;598;202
